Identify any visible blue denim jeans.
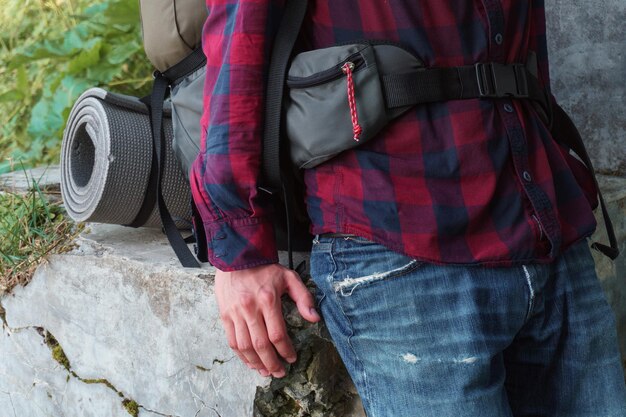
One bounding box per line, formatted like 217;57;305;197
309;236;626;417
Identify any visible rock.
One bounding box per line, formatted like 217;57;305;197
0;165;62;205
0;223;365;417
591;175;626;358
1;223;265;416
0;326;129;417
0;165;60;193
546;0;626;175
254;324;364;417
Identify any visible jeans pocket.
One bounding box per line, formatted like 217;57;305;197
330;238;423;297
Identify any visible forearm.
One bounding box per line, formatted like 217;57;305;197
191;0;285;270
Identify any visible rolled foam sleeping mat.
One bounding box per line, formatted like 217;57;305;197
60;87;192;229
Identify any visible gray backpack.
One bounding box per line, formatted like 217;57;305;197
140;0;207;180
137;0;209;267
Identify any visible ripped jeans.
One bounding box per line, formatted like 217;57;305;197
309;235;626;417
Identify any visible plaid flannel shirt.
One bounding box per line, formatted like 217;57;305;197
190;0;598;271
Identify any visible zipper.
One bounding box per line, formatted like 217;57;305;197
335;38;417;57
286;52;366;88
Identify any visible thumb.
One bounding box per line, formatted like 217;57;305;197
284;271;321;323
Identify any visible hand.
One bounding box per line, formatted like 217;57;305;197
214;263;321;378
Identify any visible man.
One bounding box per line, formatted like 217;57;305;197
190;0;626;415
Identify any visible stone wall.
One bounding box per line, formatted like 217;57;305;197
546;0;626;175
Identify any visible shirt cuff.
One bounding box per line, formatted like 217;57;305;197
202;217;279;271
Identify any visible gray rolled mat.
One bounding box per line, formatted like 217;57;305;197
61;87;192;229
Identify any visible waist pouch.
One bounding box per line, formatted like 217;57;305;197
286;43;420;168
285;42;546;169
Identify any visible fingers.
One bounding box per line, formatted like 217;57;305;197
230;298;286;378
245;313;286;378
232;317;270;375
284;271;321;323
214;265;321;380
261;288;297;364
222;318;255;370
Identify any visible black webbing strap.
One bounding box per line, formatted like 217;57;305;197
551;104;620;260
148;74;200;267
261;0;309;194
191;198;209;263
127;48;207;268
260;0;309;269
383;62;549;114
162;47;207;84
129;48;207;229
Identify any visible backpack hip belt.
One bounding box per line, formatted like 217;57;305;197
284;42;549;169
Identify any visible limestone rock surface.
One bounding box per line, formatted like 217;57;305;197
0;224;364;417
0;326;129;417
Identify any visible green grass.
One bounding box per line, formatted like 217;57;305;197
0;173;82;295
0;0;148;286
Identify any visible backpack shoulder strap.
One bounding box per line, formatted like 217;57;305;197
261;0;309;193
551;103;620;260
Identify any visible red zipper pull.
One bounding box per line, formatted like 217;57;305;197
342;62;362;142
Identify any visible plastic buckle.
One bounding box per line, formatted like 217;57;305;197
475;63;529;98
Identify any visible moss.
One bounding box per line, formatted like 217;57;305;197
51;345;71;369
36;328;139;411
122;399;139;417
82;378;117;391
0;303;6;326
41;331;71;370
254;392;301;417
82;378;107;384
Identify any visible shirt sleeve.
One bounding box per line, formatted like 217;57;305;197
190;0;285;271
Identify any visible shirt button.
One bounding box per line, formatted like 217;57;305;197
495;33;504;45
523;171;533;182
504;104;514;113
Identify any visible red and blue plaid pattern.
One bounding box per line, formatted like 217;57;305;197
191;0;598;271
